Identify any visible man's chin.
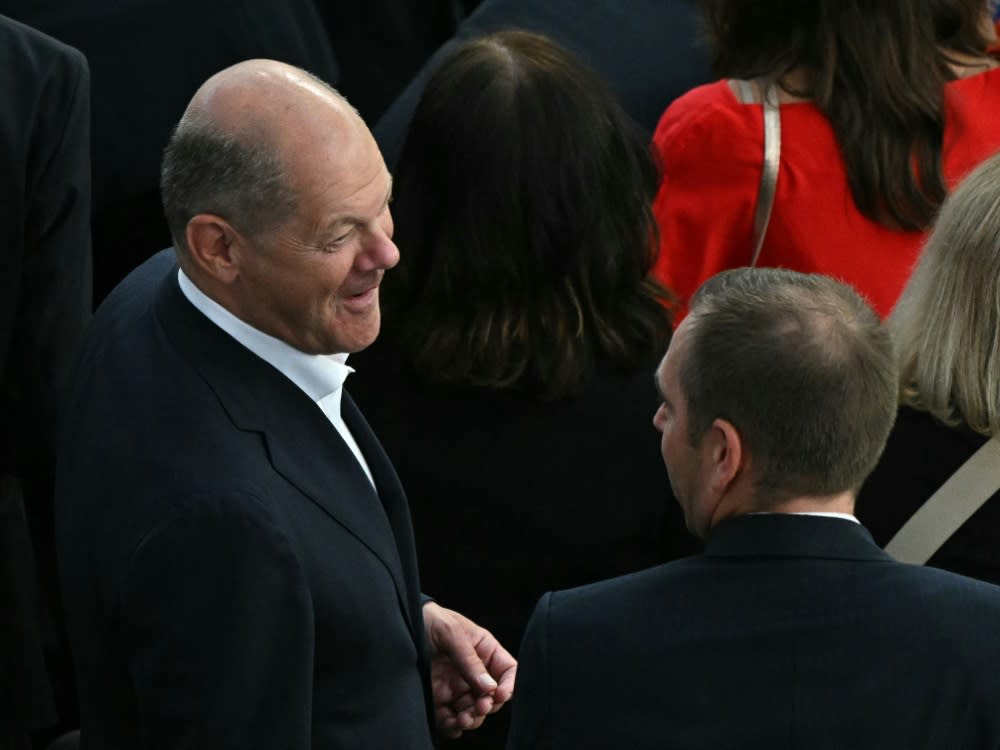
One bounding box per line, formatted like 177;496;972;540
324;305;382;355
334;322;381;355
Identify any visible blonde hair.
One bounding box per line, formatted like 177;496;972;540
890;151;1000;436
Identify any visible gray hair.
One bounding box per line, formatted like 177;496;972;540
160;112;298;253
890;151;1000;437
683;268;898;501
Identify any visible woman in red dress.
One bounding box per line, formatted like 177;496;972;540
652;0;1000;318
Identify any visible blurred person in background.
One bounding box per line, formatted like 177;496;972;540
349;30;698;749
373;0;710;169
858;150;1000;585
0;14;91;749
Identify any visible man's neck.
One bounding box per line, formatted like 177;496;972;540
767;492;856;516
709;488;856;533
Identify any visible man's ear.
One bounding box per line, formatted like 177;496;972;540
185;214;244;284
703;417;744;499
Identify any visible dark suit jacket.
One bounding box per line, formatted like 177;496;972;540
56;250;434;749
373;0;711;168
507;514;1000;749
348;339;699;750
858;405;1000;584
0;13;91;735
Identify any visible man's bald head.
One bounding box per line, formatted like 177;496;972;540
161;59;360;256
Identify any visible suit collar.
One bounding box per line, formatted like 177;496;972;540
150;252;421;637
704;513;891;562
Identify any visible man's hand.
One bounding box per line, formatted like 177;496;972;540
422;601;517;739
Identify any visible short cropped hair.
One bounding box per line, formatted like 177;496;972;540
160;114;297;253
386;30;670;400
891;152;1000;437
683;268;897;500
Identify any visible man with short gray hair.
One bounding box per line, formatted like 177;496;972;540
507;268;1000;749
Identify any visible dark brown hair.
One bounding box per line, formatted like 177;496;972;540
699;0;993;230
385;30;671;400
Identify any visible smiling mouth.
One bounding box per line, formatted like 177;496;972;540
343;285;379;310
350;284;377;298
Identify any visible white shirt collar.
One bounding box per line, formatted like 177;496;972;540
177;268;353;401
749;511;860;524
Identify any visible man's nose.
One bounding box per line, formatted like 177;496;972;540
358;228;400;271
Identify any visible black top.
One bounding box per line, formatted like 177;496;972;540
857;405;1000;584
310;0;461;124
0;13;91;734
348;338;699;749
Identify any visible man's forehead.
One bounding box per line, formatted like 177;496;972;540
655;345;676;397
655;352;669;384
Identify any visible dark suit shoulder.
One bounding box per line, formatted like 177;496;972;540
541;555;705;634
541;543;1000;661
884;561;1000;624
0;15;88;171
0;14;88;85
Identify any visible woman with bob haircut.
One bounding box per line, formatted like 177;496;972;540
857;150;1000;585
348;29;696;747
652;0;1000;318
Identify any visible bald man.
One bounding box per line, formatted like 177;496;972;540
55;60;514;750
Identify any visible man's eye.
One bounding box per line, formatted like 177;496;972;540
326;230;353;250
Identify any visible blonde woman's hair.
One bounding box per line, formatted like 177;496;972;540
890;151;1000;436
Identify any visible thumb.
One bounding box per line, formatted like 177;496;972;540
427;605;498;694
443;631;498;694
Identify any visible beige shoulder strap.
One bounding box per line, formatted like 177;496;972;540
731;78;756;104
885;435;1000;564
750;81;781;267
727;79;781;265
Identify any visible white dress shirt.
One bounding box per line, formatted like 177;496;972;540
750;512;860;524
177;269;375;488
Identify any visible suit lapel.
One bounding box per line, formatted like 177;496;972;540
342;393;426;644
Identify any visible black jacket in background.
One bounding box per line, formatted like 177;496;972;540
374;0;712;168
0;13;92;739
5;0;339;304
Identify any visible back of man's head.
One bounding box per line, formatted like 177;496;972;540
682;268;897;503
